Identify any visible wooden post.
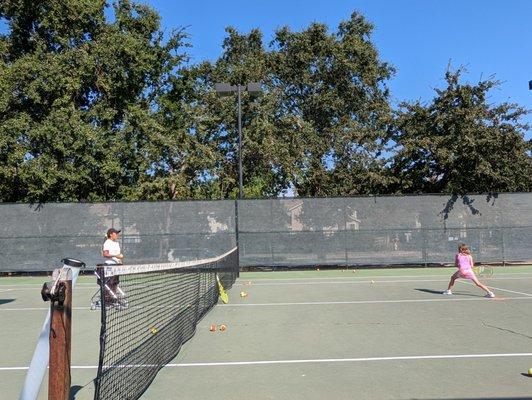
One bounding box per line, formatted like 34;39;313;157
48;273;72;400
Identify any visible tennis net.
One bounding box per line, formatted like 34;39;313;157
93;247;239;400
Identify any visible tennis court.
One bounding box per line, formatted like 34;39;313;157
2;265;532;400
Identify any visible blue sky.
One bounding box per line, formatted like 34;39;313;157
144;0;532;139
1;0;530;138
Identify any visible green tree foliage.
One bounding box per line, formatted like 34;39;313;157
161;27;285;200
270;14;395;197
167;12;395;199
1;4;530;202
0;0;187;202
391;67;532;194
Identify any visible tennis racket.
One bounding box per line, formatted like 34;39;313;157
216;274;229;304
473;265;494;278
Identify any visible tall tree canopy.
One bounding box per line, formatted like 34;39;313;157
390;68;532;194
0;0;187;202
1;3;530;202
167;12;395;199
270;15;395;197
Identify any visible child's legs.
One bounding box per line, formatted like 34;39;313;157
470;276;491;293
447;271;460;290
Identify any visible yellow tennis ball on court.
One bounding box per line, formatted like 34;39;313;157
528;367;532;376
150;327;158;334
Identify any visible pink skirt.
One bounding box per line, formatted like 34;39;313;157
454;269;477;280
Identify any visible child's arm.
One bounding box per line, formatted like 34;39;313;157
469;254;474;268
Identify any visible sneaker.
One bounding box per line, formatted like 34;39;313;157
485;292;495;298
442;290;452;295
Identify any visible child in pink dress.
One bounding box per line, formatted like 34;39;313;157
443;244;495;298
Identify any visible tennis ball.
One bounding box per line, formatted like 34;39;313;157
219;324;227;332
150;327;158;334
528;367;532;376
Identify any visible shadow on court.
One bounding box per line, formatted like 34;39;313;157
0;299;15;305
414;288;481;297
69;385;83;399
414;288;444;295
69;378;96;399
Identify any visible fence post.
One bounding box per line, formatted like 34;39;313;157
501;227;506;266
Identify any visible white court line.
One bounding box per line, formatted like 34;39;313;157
236;276;532;286
240;279;450;286
219;296;532;307
2;296;532;312
1;275;531;291
2;352;532;371
460;281;532;297
173;352;532;367
238;272;532;282
2;273;532;289
486;286;532;297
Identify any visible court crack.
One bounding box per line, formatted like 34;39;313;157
482;322;532;340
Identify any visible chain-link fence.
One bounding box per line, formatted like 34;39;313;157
0;200;236;271
1;193;531;271
237;193;532;267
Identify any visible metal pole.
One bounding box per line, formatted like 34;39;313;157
237;85;243;199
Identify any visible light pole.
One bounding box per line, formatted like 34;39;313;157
215;82;262;199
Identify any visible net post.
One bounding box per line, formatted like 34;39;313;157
48;273;72;400
422;228;428;267
501;227;506;266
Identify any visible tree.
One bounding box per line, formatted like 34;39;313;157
165;12;396;199
4;4;528;202
156;27;274;200
391;67;532;194
270;13;395;197
0;0;188;202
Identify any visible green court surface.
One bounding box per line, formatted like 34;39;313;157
2;266;532;400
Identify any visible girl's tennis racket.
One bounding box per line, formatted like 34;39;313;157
473;265;494;277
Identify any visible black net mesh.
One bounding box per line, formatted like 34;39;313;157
93;248;239;400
